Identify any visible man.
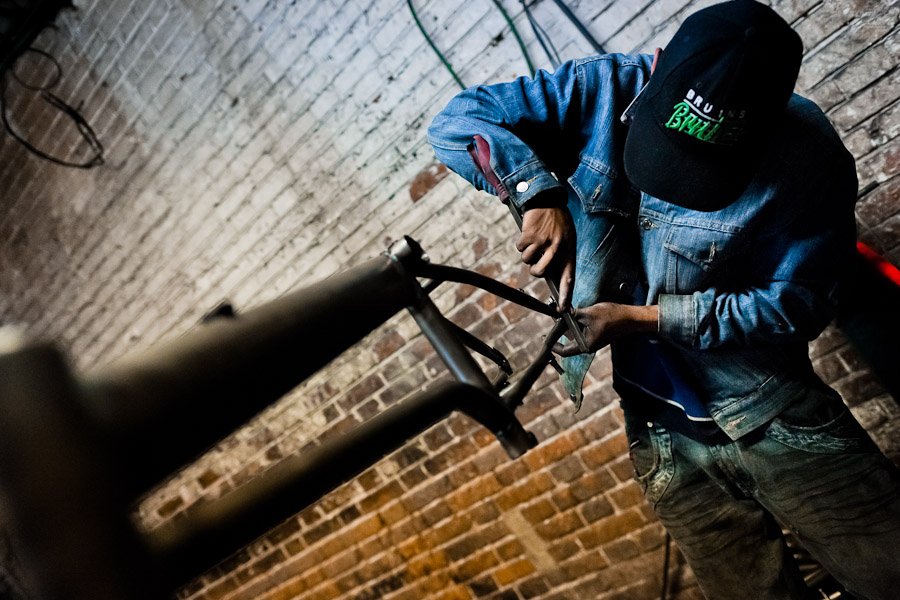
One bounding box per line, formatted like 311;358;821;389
427;1;900;598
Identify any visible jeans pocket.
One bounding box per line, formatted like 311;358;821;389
764;404;875;455
624;416;675;507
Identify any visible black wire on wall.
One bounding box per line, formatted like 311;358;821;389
0;2;104;169
408;0;605;90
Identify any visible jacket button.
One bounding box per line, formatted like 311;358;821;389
516;181;529;193
640;217;653;230
618;281;628;292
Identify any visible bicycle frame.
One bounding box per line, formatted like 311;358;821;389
0;236;569;599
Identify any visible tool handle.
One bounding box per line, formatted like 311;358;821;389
467;135;589;353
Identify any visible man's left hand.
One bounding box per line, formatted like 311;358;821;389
553;303;659;356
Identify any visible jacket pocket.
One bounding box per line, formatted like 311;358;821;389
663;226;745;294
567;157;633;217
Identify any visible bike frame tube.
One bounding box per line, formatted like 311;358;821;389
0;236;564;598
81;254;418;495
146;381;534;587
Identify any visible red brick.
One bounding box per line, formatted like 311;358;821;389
570;470;617;502
448;302;483;328
360;480;403;513
266;517;301;545
407;550;449;581
515;386;560;425
547;538;580;562
517;575;550;598
603;538;641;564
546;551;608;586
609;481;645;510
581;433;628;468
534;509;584;540
379;499;408;525
203;576;238;600
494;557;536;585
496;538;525;561
447;460;479;489
339;373;385;411
444;522;507;562
520;498;556;524
374;329;406;361
523;430;585;471
451;549;499;581
470;500;500;524
424;438;478;475
402;476;452;511
197;469;220;489
446;474;501;511
609;456;635;483
426;513;472;548
346;513;382;544
234;548;287;584
550;486;577;511
358;467;382;491
581;410;621;441
495;472;554;511
400;465;429;489
580;496;615;523
423;422;453;450
549;454;586;483
434;585;471;600
421;500;452;526
157;495;184;518
501;300;531;324
478;291;499;312
470;312;507;342
578;510;646;548
468;575;499;597
303;516;341;545
380;368;428;405
495;459;529;486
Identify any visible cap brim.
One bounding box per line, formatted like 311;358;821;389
624;108;755;212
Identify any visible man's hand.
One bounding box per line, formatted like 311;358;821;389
553;303;659;356
517;205;576;310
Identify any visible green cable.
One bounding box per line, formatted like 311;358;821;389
407;0;538;90
407;0;466;90
489;0;535;77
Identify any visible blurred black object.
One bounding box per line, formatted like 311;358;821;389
836;242;900;401
0;0;72;73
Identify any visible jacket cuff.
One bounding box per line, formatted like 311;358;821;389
501;161;565;210
658;294;695;347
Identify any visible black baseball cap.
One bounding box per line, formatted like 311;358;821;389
623;0;802;211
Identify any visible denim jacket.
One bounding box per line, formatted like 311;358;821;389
427;54;858;439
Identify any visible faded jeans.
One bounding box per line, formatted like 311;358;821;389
623;384;900;600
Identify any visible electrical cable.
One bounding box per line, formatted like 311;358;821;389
520;0;561;68
406;0;466;90
1;47;104;168
488;0;535;77
407;0;539;90
550;0;605;55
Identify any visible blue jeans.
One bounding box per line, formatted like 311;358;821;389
623;385;900;600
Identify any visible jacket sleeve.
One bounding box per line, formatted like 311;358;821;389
426;59;586;210
428;55;634;207
658;109;859;349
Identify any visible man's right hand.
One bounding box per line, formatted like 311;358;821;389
516;205;576;310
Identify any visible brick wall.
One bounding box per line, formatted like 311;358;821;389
0;1;898;599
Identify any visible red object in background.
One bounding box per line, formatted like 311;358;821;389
857;241;900;288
